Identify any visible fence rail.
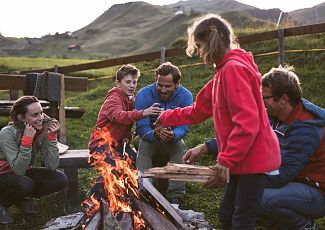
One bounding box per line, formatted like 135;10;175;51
14;22;325;74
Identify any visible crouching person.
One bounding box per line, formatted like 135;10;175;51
0;96;68;224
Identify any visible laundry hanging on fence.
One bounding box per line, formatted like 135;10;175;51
25;72;61;102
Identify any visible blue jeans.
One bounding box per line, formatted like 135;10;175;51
0;168;67;207
260;182;325;229
218;174;266;230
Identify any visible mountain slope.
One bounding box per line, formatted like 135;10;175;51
168;0;255;13
289;2;325;25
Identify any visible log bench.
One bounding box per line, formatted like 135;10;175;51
59;149;90;201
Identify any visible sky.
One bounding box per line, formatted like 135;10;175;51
0;0;324;38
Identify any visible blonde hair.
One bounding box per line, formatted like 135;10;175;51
186;14;239;64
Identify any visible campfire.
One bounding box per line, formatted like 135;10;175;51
80;128;184;230
43;128;214;230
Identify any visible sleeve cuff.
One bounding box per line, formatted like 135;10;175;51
47;133;58;141
21;136;33;147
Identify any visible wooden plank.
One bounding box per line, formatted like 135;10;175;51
84;211;101;230
284;22;325;37
59;74;66;144
238;30;278;44
59;149;90;168
142;178;187;229
64;166;79;202
131;194;178;230
0;100;50;106
0;106;85;118
0;74;88;92
142;163;215;182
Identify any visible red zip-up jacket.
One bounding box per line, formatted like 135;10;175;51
159;49;281;174
89;87;143;151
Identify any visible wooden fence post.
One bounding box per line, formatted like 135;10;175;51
278;28;285;66
160;47;166;65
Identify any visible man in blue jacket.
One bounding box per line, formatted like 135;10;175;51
135;62;192;205
184;66;325;229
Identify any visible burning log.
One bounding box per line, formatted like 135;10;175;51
142;163;215;182
130;193;178;230
142;178;187;229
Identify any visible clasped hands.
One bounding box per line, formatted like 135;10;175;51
154;115;174;142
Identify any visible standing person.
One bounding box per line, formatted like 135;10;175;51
0;96;67;224
135;62;192;206
155;14;281;229
88;64;162;166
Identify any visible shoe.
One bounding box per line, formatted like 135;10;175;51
303;220;319;230
0;205;14;224
168;197;185;209
16;197;37;215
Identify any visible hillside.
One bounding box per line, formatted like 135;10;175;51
0;0;323;58
168;0;255;13
289;2;325;25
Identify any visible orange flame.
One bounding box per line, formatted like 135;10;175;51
83;127;145;229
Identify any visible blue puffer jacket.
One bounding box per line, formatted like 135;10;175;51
204;99;325;191
135;83;193;142
265;99;325;189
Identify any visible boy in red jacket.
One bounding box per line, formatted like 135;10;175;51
89;64;162;166
156;14;281;229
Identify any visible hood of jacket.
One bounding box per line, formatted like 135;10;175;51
215;48;260;77
300;99;325;127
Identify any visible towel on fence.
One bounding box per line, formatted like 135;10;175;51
33;72;61;102
24;73;38;95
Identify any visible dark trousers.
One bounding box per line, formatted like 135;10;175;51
0;167;68;207
218;174;266;230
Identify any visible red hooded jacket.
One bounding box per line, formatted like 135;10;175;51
159;49;281;174
89;87;143;151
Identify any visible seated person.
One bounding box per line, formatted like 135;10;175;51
0;96;68;224
134;62;193;205
184;66;325;229
88;64;161;165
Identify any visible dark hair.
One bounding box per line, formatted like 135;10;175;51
155;62;181;84
116;64;140;82
10;96;39;126
186;14;239;64
262;66;302;106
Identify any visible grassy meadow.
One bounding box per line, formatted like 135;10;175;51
1;32;325;229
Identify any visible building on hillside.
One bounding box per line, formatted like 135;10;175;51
68;44;81;52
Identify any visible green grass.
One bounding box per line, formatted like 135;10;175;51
1;32;325;229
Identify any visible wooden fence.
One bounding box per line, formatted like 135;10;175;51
13;22;325;74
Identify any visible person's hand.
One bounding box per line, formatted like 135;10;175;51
204;163;229;188
143;103;163;117
23;124;36;138
159;127;174;142
47;119;60;133
183;144;207;164
154;114;163;130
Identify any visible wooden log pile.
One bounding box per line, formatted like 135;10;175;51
142;163;215;182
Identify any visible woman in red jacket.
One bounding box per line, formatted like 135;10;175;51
156;14;281;229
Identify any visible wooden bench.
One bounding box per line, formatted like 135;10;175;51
0;73;88;120
59;149;90;201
